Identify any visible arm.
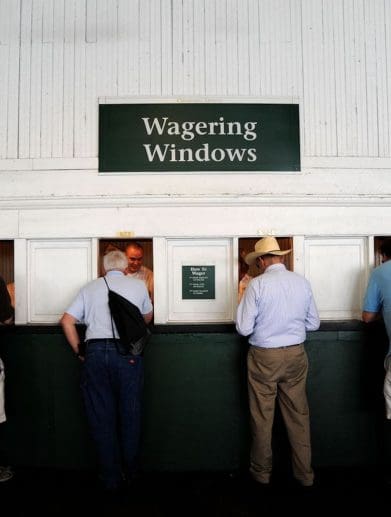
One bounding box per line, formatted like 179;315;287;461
143;310;153;325
236;283;257;336
362;273;381;324
149;273;154;305
0;277;13;324
362;310;381;323
305;289;320;331
0;316;13;325
60;312;83;358
140;280;153;323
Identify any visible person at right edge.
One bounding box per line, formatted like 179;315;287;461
236;236;320;488
362;237;391;422
60;250;153;494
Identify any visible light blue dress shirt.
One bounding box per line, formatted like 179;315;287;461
236;263;320;348
65;270;153;341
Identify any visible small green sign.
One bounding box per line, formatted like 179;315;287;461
182;266;215;299
99;103;300;172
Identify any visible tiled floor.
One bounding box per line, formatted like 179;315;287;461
0;466;389;516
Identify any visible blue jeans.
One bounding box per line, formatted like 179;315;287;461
80;339;144;490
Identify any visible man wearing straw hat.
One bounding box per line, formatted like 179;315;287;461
236;236;320;488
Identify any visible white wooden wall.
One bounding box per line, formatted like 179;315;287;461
0;0;389;221
1;0;391;162
0;0;390;323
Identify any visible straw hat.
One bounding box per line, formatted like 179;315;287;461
244;236;291;265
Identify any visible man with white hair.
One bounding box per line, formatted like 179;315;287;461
236;236;320;489
60;250;153;493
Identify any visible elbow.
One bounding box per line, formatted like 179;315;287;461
144;311;153;325
306;318;320;332
312;320;321;331
235;323;244;336
362;311;376;324
236;324;252;337
60;312;75;330
59;313;67;328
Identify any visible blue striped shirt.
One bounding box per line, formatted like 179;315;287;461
236;263;320;348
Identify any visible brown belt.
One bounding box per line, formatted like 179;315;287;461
254;343;303;350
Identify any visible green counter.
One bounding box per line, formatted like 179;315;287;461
0;322;389;473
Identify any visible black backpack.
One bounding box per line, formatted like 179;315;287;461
103;277;151;356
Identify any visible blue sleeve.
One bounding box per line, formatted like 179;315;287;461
236;282;257;336
363;274;381;313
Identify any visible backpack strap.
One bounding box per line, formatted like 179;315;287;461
103;276;117;341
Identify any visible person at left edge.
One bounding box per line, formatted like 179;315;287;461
0;275;14;482
60;250;153;492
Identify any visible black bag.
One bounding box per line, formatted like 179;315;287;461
104;277;151;356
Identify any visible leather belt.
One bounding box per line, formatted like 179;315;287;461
85;338;119;344
254;343;302;350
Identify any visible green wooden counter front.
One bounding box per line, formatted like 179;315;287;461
0;323;390;473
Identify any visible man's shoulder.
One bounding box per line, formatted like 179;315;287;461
275;268;311;288
80;276;104;294
263;266;305;280
377;261;391;273
124;273;145;282
370;261;391;285
125;276;146;287
119;275;149;293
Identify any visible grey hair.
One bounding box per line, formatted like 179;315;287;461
103;250;128;272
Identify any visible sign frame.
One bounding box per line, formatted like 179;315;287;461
182;265;216;300
98;97;301;175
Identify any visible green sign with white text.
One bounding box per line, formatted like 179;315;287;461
182;266;215;300
99;103;300;173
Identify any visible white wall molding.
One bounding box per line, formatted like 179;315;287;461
0;194;390;210
2;156;391;171
0;158;98;171
0;204;389;241
302;157;391;169
99;95;300;104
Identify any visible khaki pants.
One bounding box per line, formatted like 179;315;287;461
247;344;314;485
